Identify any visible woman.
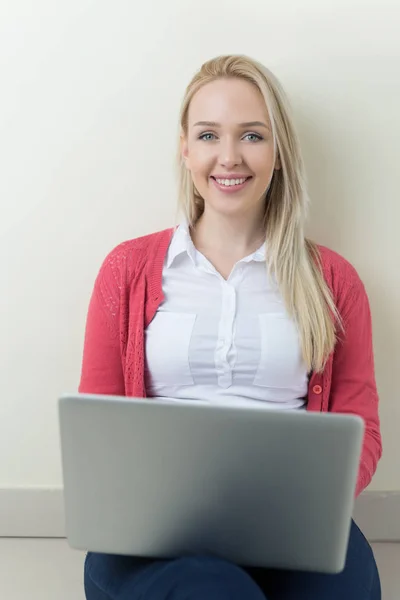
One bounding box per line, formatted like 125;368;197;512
80;55;382;599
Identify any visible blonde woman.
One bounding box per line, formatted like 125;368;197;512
80;55;382;599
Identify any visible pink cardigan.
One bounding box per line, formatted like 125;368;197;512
79;228;382;497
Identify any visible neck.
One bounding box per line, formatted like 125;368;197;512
191;208;266;258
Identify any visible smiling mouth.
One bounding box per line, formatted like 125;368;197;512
210;176;252;187
209;176;253;194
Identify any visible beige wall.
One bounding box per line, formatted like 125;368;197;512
0;0;398;490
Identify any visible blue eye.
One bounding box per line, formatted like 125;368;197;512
198;132;216;141
198;132;263;142
243;133;263;142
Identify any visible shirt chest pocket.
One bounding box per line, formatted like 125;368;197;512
253;313;306;388
145;311;196;387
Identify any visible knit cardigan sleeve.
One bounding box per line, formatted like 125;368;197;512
328;268;382;496
78;249;125;396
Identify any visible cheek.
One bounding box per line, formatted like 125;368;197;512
250;147;276;176
188;146;214;175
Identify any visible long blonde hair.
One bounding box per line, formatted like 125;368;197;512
177;55;340;373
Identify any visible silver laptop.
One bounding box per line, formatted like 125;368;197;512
58;393;364;574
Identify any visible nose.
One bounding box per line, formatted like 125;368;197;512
218;137;242;168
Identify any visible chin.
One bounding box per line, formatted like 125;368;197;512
208;198;252;217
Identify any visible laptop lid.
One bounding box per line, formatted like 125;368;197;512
58;394;363;573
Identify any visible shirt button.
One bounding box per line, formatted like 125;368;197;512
313;385;322;395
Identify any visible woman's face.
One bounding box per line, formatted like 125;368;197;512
181;77;280;219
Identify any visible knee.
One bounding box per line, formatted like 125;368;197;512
349;521;377;565
348;522;381;593
84;551;143;597
165;555;265;599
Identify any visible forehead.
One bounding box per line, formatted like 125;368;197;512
187;78;270;126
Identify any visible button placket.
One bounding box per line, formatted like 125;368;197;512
215;282;236;387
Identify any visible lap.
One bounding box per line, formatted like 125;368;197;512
84;520;380;600
247;521;381;599
84;554;265;599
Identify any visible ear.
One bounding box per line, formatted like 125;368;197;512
180;134;190;167
274;152;282;170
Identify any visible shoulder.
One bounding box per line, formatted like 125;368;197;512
315;243;368;318
98;227;174;277
316;244;361;283
105;227;174;261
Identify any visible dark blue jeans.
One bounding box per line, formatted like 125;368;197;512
84;520;381;599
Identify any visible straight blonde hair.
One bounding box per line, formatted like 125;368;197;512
177;55;341;373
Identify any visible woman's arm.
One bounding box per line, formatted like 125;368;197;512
329;275;382;497
78;256;125;396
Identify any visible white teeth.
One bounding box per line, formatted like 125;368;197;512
215;178;247;186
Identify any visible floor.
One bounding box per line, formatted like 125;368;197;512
0;538;399;599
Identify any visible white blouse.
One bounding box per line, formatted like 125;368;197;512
145;223;309;409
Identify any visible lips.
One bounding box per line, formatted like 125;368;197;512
210;176;252;194
211;175;252;181
211;175;252;185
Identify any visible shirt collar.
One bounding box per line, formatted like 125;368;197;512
243;243;266;263
166;221;197;268
166;220;266;268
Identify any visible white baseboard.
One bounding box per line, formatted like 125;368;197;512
0;487;399;541
0;487;65;537
353;491;400;542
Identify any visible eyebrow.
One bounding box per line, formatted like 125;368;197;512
193;120;270;130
